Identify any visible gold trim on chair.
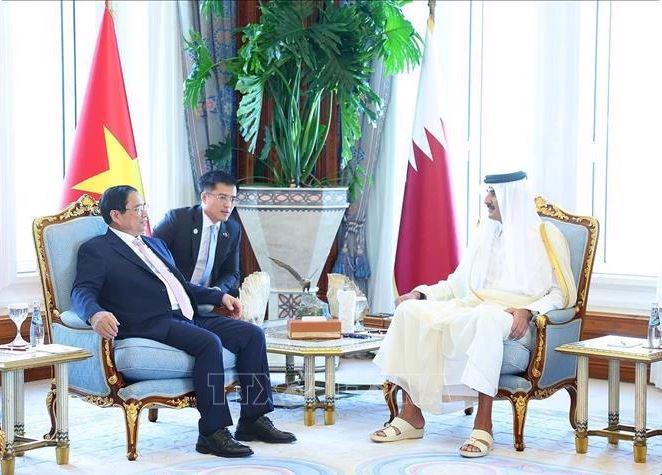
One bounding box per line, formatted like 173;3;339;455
498;197;599;451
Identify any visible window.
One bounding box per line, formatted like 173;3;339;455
1;1;180;311
2;1;152;275
6;1;65;273
399;0;662;311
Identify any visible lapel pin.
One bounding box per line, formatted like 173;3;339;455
193;228;199;235
222;231;229;238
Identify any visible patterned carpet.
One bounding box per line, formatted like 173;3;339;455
11;372;662;475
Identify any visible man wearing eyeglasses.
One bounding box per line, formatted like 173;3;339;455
153;170;241;298
72;184;296;459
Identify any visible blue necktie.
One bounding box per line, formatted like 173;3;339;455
198;224;218;286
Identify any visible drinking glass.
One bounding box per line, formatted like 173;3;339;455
8;303;30;348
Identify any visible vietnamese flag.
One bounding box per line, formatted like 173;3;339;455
394;16;459;295
60;6;145;208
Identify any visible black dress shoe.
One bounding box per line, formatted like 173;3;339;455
196;428;254;458
235;416;297;444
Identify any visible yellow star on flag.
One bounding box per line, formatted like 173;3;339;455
73;126;145;195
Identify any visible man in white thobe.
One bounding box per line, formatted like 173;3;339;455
370;171;577;458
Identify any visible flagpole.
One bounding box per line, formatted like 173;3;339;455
105;0;114;17
428;0;436;31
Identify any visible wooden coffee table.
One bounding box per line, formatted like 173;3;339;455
556;335;662;463
0;344;91;475
264;324;382;426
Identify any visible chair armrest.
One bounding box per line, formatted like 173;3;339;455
51;323;111;396
59;310;92;330
543;307;577;325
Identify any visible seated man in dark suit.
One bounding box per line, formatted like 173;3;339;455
153;170;241;298
72;185;295;459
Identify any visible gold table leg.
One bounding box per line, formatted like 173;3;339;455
633;362;647;463
324;356;336;425
303;356;316;426
575;355;589;454
0;458;14;475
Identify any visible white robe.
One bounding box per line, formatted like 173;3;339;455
373;222;577;414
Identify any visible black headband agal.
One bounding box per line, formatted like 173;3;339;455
484;171;527;184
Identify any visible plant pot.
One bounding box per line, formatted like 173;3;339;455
236;186;349;319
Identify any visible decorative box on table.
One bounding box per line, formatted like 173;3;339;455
287;318;341;340
363;313;392;329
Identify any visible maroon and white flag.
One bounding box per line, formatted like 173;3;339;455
394;19;459;295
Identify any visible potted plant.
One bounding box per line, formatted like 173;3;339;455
185;0;421;318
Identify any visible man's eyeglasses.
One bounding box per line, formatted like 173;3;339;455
125;204;149;215
205;192;238;205
486;187;496;197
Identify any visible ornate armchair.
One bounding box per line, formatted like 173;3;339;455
383;197;599;451
33;196;239;460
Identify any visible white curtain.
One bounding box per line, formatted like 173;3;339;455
0;2;17;293
365;78;416;314
144;1;197;222
113;1;196;224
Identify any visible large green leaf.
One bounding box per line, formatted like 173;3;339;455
183;31;217;109
236;75;264;153
200;0;224;19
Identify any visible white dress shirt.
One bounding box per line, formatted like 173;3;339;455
109;227;180;310
191;211;220;286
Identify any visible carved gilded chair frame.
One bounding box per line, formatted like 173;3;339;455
33;195;238;461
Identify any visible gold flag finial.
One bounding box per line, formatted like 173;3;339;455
427;0;436;32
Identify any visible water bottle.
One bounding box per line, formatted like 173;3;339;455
30;300;45;348
647;303;661;349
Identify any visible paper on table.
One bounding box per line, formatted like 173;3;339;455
36;344;82;354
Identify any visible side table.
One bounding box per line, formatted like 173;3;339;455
0;345;91;475
556;335;662;463
265;324;382;426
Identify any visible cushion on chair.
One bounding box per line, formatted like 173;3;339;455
498;374;532;393
500;339;531;375
113;337;237;383
117;378;195;401
43;216;108;312
541;217;588;286
545;308;576;324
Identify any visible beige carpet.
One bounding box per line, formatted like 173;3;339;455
9;359;662;474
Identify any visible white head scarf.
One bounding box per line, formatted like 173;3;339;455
471;175;554;298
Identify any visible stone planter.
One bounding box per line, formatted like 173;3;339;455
236;186;349;319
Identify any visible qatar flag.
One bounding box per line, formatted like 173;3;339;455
394;19;459;295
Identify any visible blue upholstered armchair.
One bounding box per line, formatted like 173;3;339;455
33;196;239;460
383;197;599;451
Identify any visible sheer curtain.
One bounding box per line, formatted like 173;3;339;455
177;0;237;188
0;2;17;294
81;1;196;226
366;78;417;313
144;1;197;222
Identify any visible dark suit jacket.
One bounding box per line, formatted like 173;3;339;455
71;230;224;341
153;205;241;295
